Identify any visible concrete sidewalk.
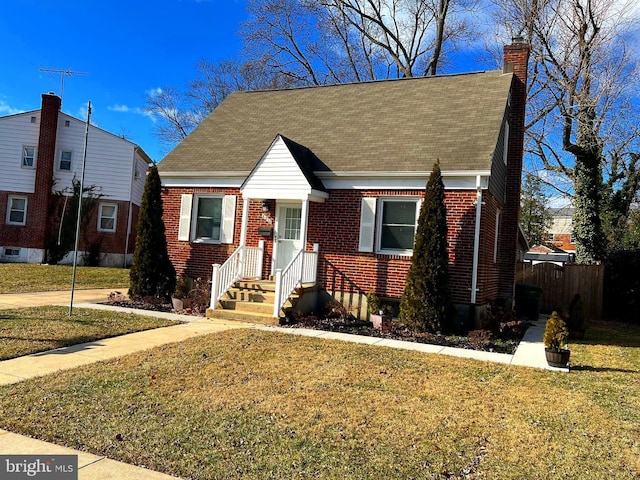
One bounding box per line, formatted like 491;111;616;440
0;288;118;310
0;289;566;479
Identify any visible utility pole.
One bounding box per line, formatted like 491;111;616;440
39;68;88;103
69;100;91;316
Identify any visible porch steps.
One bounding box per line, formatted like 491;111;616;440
206;280;314;325
207;280;284;326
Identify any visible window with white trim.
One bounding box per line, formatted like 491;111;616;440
6;196;27;225
22;146;36;168
194;195;223;241
177;194;236;244
503;121;509;165
98;203;117;232
375;198;420;255
494;210;500;263
59;150;72;171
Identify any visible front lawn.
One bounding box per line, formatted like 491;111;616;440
0;306;180;360
0;320;638;479
0;264;129;293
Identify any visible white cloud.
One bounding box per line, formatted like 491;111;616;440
109;104;131;113
0;100;23;115
108;103;156;122
145;87;163;98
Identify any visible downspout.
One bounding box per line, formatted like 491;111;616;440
470;175;483;304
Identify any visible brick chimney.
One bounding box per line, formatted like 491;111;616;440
32;93;61;257
499;37;530;303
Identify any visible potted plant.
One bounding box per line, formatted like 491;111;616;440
171;276;191;311
543;311;570;368
567;293;586;339
367;291;392;330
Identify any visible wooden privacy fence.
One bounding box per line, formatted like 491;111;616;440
515;262;604;320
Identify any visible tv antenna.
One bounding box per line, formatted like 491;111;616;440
39;68;89;102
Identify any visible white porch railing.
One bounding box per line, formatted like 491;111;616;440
273;243;319;318
210;240;265;309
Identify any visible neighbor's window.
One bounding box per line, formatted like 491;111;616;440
7;196;27;225
194;196;223;241
3;248;20;257
377;199;419;254
22;146;36;168
59;150;72;171
98;203;117;232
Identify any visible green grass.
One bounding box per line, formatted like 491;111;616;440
0;306;180;360
0;320;638;479
0;264;129;293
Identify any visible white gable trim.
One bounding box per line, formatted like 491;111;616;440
240;135;327;201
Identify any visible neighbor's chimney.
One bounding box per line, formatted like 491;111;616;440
499;38;530;304
32;93;62;258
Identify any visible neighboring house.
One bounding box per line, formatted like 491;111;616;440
157;40;530;323
545;207;576;253
0;93;150;266
524;243;575;266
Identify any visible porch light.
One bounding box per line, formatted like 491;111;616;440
262;201;270;212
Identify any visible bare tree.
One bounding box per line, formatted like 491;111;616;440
146;59;289;149
491;0;640;263
242;0;479;84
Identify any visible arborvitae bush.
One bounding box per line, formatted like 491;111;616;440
543;311;569;351
129;165;176;300
399;160;454;333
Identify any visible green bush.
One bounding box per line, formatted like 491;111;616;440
543;311;569;351
399;160;453;333
129;165;176;300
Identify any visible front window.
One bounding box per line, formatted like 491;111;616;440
377;199;419;254
7;196;27;225
22;146;36;168
98;203;117;232
59;150;72;171
194;196;222;241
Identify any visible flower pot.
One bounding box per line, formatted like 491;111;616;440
171;297;184;311
370;313;393;330
545;348;570;368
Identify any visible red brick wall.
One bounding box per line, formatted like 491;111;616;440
0;192;42;248
162;187;493;305
163;188;278;280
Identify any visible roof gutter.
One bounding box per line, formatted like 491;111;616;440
470;175;483;304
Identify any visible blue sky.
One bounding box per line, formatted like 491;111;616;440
0;0;247;162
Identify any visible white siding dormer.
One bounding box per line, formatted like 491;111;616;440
241;135;327;202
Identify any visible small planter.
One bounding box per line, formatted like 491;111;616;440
171;297;184;311
545;348;570;368
370;313;393;330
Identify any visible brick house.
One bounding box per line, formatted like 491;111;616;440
0;93;151;266
157;40;530;323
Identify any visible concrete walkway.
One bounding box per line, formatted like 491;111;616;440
0;289;567;479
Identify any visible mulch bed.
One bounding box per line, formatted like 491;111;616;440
103;292;527;354
283;315;527;355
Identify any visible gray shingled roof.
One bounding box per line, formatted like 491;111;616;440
158;70;513;174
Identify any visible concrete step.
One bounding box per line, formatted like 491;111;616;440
207;308;280;325
234;280;277;292
219;299;274;315
226;289;276;303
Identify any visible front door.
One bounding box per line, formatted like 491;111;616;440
274;203;302;271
